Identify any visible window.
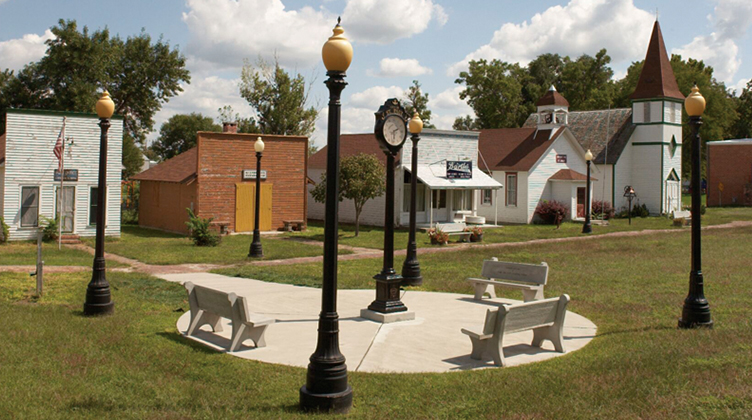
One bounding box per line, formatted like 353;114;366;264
669;136;678;159
402;183;426;213
482;189;493;205
21;187;40;227
89;187;99;225
506;173;518;207
643;102;651;123
453;190;472;211
432;190;446;209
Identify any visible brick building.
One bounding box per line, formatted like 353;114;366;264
133;129;308;234
707;139;752;207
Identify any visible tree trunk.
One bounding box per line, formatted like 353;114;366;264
354;201;362;237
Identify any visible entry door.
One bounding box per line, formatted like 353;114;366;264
576;187;586;218
56;186;75;233
431;189;448;222
235;183;273;232
665;181;680;214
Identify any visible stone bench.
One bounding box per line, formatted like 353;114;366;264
210;220;230;235
184;282;274;352
436;222;471;242
461;294;570;366
467;258;548;302
672;210;691;226
283;219;306;232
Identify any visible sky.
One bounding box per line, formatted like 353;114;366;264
1;0;751;148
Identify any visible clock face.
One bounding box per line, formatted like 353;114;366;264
383;115;406;146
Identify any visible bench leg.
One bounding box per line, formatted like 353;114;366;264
187;310;223;336
522;287;544;302
488;336;506;367
229;323;269;352
468;337;488;360
473;284;496;300
532;325;566;353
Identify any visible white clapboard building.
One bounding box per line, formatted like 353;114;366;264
0;109;123;241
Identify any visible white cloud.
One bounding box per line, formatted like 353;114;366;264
368;58;433;77
182;0;333;70
348;85;405;108
674;0;752;84
148;75;255;144
0;30;54;72
343;0;447;44
447;0;654;76
430;86;472;130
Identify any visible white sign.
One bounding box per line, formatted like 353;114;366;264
242;170;267;180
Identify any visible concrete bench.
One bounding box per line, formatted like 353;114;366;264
283;219;305;232
461;294;570;366
467;258;548;302
436;222;471;242
210;220;230;235
672;210;691;226
184;282;274;352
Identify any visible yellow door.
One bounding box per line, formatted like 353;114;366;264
235;183;273;232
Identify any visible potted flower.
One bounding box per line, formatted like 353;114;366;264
428;228;449;245
469;226;483;242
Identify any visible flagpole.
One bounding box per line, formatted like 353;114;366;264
58;118;66;250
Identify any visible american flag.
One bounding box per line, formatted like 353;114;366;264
54;118;66;171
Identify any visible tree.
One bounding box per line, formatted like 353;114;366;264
239;57;317;137
216;105;260;134
0;19;190;176
452;115;478;131
731;79;752;139
310;153;386;236
152;113;221;160
122;134;145;178
308;143;319;157
558;49;615;110
402;80;436;128
455;59;531;129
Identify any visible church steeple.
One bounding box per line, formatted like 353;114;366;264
630;21;684;101
536;85;569;130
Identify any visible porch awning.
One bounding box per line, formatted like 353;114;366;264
405;164;503;190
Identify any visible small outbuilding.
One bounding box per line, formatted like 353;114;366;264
132;129;308;234
1;109;124;241
706;139;752;206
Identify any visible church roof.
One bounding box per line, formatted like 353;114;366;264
629;21;685;101
477;127;563;172
523;108;634;165
536;86;570;107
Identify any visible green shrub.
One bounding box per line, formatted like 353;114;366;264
185;208;220;247
0;216;9;243
40;216;60;242
592;200;615;219
632;204;649;218
121;208;139;225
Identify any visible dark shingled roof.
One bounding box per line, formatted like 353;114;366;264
536;88;570;107
630;21;684;101
477;128;562;172
550;169;597;181
308;133;395;170
131;147;197;183
523;108;634;165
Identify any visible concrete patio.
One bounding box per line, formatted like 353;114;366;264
160;272;597;373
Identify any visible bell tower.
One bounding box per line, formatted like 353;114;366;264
535;85;569;137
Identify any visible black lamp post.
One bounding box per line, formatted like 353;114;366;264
401;113;423;286
299;18;353;414
624;186;636;225
679;85;713;329
582;149;593;234
248;137;265;258
83;91;115;316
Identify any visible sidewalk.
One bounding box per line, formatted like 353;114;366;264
161;272;597;373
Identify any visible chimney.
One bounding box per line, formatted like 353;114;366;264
222;122;238;134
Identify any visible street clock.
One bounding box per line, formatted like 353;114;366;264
374;98;410;154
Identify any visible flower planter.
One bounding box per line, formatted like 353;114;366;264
470;234;483;242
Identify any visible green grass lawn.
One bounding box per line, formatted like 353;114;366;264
3;226;751;418
290;205;752;251
0;241;124;267
79;225;344;265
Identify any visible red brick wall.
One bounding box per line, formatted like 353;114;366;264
707;142;752;206
138;180;197;234
196;132;308;231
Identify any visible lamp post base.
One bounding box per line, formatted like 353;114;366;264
581;223;592;234
400;258;422;286
83;285;114;316
368;272;407;314
248;240;263;258
678;271;713;329
300;385;353;414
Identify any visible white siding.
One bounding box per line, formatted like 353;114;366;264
632;102;645;123
2;112;123;240
307;167;392;227
527;133;588;223
476;171;529;224
613;143;633;211
663;101;682;124
591;163;613;206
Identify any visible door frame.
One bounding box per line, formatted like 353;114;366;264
56;185;76;233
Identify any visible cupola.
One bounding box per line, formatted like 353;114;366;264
536;85;569;130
